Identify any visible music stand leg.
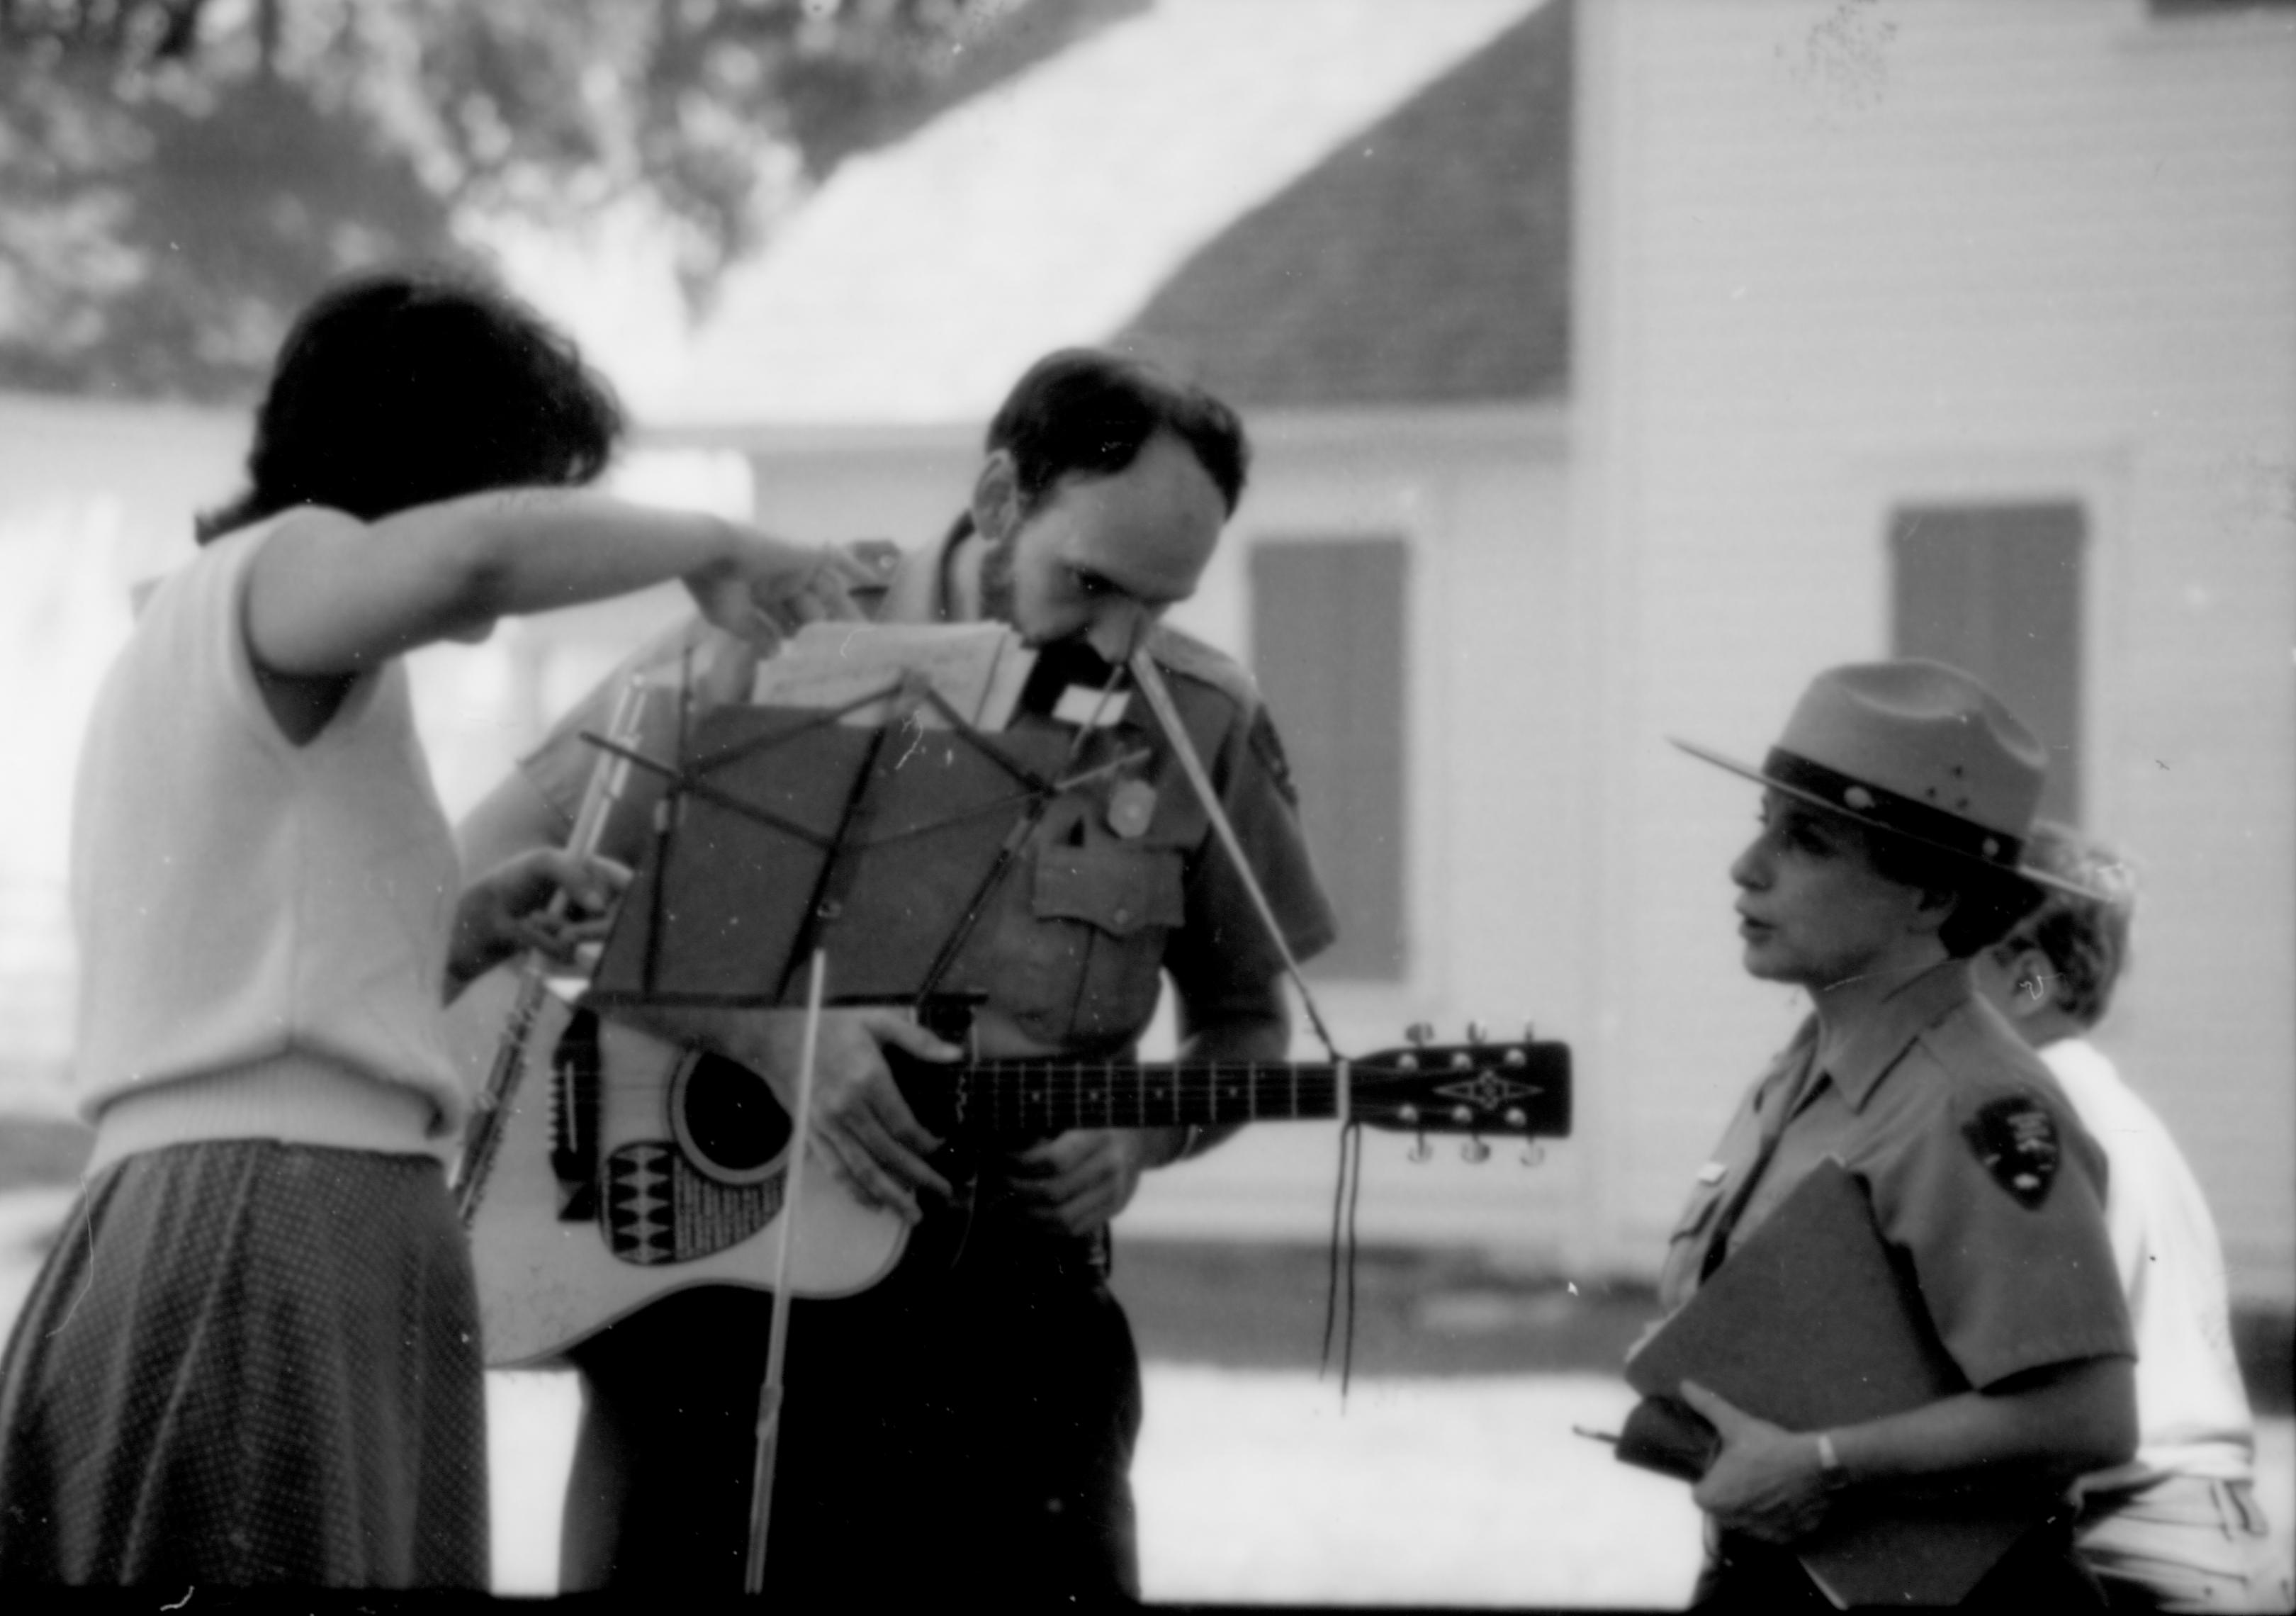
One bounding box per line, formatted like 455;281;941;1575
745;948;828;1593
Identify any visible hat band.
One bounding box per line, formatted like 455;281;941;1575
1765;748;2026;871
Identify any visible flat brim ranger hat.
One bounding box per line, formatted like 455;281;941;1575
1671;659;2099;901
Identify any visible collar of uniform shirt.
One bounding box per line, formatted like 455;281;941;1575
1818;958;1978;1112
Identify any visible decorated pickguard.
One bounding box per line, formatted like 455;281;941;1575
602;1141;789;1265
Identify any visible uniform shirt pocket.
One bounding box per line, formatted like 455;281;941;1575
1000;839;1188;1050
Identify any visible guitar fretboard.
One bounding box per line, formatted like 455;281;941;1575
950;1060;1346;1135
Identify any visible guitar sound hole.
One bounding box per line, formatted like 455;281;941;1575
674;1054;792;1182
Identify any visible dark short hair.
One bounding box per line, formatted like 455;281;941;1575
1987;821;2135;1028
1853;818;2047;959
986;347;1249;517
197;268;624;542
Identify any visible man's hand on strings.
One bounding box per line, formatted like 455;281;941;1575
444;848;630;1000
758;1009;960;1225
996;1128;1178;1238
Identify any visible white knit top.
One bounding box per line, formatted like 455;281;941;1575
2042;1037;2257;1491
71;514;467;1170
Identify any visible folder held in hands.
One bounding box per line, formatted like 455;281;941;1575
1619;1158;2048;1608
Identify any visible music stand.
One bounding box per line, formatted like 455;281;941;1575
582;680;1091;1014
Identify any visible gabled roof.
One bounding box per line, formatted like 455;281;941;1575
1115;0;1569;407
631;0;1548;428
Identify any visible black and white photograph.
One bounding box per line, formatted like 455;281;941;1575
1;0;2290;1607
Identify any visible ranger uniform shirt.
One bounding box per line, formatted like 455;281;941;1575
1658;960;2134;1393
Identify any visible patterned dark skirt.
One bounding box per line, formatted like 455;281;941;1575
0;1140;487;1588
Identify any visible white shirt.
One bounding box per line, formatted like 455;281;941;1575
2042;1036;2255;1491
72;516;466;1167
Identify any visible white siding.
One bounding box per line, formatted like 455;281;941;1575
0;395;242;1103
1577;0;2296;1299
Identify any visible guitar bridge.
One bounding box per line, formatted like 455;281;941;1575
548;1008;604;1222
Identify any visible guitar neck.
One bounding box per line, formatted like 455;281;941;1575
952;1058;1345;1135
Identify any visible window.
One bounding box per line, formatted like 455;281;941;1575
1247;537;1409;980
1889;501;2086;823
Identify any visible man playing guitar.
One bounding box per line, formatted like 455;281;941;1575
456;349;1337;1600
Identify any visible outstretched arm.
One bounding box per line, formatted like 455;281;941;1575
244;488;861;676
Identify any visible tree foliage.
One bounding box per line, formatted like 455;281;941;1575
0;0;1139;400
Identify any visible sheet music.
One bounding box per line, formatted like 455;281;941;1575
749;621;1037;730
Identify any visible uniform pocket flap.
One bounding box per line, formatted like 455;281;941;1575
1032;843;1186;938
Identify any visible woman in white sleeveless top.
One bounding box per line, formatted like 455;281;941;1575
0;269;855;1588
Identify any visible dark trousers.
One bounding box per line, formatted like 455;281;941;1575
560;1245;1144;1604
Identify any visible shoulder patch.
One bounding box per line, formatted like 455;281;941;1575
1246;707;1300;807
1961;1095;2061;1208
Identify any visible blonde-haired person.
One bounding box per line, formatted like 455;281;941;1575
1972;823;2290;1612
0;269;858;1589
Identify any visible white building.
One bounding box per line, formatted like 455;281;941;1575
614;0;2296;1305
2;0;2288;1311
1572;0;2295;1304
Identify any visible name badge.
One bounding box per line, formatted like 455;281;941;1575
1106;778;1157;839
1052;685;1132;728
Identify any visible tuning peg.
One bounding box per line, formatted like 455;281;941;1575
1521;1021;1537;1043
1462;1137;1491;1165
1465;1020;1489;1045
1503;1048;1527;1068
1408;1133;1432;1164
1405;1022;1434;1048
1520;1143;1547;1168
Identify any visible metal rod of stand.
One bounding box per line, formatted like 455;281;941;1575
745;948;827;1594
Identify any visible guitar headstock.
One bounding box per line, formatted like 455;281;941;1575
1349;1026;1572;1143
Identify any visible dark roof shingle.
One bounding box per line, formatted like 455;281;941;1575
1117;0;1570;408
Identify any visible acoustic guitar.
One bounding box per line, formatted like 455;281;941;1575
445;971;1571;1369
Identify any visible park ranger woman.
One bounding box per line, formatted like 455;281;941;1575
1657;659;2138;1610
